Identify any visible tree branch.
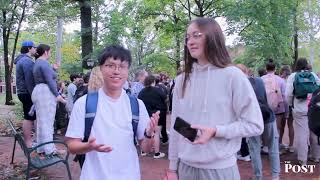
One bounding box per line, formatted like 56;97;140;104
177;0;190;12
238;21;253;35
203;0;214;12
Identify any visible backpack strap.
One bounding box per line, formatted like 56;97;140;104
83;91;99;142
127;94;140;141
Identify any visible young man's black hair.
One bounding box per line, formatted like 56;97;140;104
70;73;80;82
98;45;132;66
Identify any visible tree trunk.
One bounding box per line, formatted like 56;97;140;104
79;0;93;69
56;16;63;65
187;0;191;20
172;4;181;70
93;2;99;47
2;11;13;105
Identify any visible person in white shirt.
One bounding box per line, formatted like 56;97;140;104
65;45;159;180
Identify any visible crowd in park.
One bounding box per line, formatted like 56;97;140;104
13;17;320;180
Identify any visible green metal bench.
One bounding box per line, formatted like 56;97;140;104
7;119;72;180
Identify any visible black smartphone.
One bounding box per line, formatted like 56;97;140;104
174;117;197;142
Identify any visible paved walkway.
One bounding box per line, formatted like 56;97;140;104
0;136;319;180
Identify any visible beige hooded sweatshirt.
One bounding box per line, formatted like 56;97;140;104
169;63;264;170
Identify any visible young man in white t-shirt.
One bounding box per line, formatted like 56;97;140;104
65;45;159;180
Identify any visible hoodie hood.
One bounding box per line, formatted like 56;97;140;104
14;54;28;64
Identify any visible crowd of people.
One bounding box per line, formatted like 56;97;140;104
14;17;320;180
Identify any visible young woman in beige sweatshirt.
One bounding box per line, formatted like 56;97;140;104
166;18;264;180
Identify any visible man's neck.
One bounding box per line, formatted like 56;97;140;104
26;52;32;57
103;87;122;99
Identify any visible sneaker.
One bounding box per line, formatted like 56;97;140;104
288;146;295;153
280;143;288;150
309;157;320;163
153;152;165;159
141;151;147;156
237;155;251;162
261;146;268;154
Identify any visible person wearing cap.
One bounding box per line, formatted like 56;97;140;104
14;40;37;148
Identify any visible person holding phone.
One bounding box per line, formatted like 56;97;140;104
167;18;264;180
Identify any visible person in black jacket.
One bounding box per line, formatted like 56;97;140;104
138;75;167;159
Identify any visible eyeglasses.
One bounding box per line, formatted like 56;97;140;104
186;32;203;41
104;63;129;71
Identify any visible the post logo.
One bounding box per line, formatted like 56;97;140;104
284;161;316;173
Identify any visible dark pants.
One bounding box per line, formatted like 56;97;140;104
159;110;168;143
54;102;69;133
240;138;250;157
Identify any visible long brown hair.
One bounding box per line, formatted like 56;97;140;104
182;18;231;97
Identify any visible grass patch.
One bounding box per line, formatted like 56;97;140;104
0;93;24;121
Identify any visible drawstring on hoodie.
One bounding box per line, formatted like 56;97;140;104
189;70;196;109
203;67;210;113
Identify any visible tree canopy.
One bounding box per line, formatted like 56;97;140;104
1;0;320;104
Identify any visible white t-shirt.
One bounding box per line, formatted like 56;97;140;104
66;88;150;180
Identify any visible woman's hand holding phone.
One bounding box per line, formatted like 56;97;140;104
190;125;217;144
191;124;217;144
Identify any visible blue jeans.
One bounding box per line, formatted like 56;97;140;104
247;121;280;180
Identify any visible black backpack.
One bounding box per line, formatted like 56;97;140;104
308;88;320;145
249;77;273;122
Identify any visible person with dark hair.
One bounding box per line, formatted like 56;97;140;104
279;65;294;153
73;72;90;102
32;44;66;155
258;68;267;77
14;40;37;148
66;73;81;114
286;58;320;165
261;58;286;154
167;18;263;180
65;45;159;179
155;75;169;144
55;81;68;135
138;75;167;159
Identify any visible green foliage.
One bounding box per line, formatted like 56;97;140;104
225;0;296;66
142;53;176;77
3;0;320;82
